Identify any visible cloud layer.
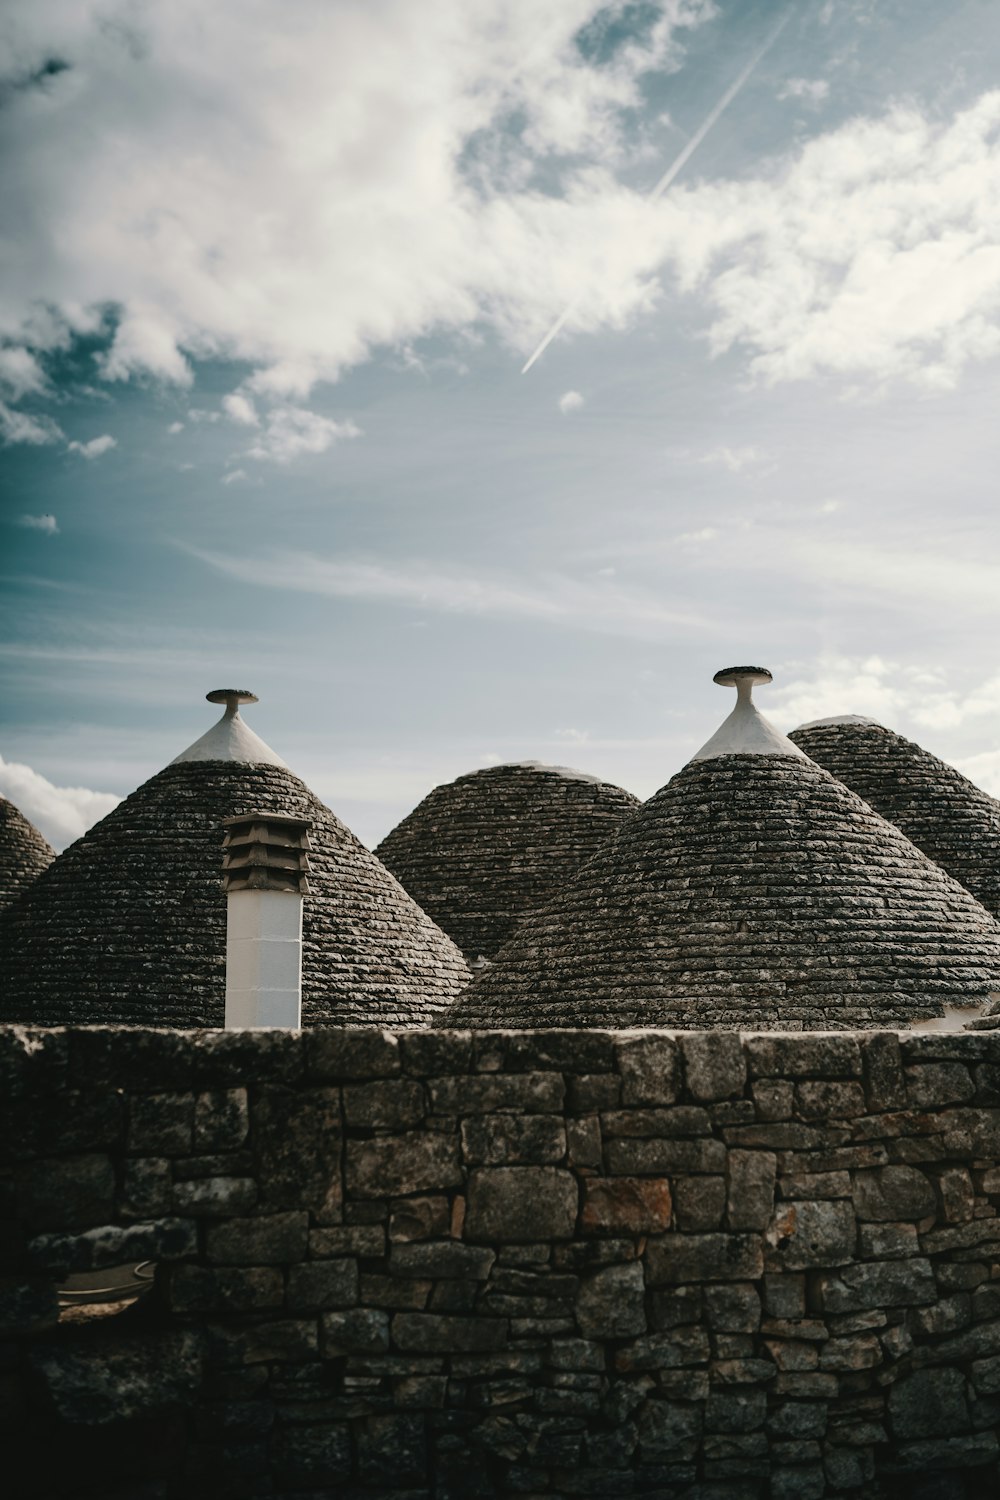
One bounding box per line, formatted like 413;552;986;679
0;753;120;850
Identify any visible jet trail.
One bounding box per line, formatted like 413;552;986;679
521;9;793;375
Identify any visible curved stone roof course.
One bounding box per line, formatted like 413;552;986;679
0;797;55;911
451;669;1000;1031
0;697;468;1028
789;717;1000;920
376;760;640;961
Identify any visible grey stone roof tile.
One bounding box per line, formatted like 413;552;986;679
0;796;54;911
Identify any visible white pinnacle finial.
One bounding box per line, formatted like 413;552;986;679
170;689;288;767
690;665;807;762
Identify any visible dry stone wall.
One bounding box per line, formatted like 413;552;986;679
5;1025;1000;1499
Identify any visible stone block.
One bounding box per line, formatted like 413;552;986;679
673;1175;726;1231
681;1033;747;1102
388;1196;450;1243
763;1274;805;1319
568;1073;621;1111
465;1167;578;1242
15;1153;115;1231
286;1259;359;1310
206;1211;308;1265
391;1242;495;1280
851;1165;935;1221
29;1329;203;1425
861;1032;907;1111
460;1114;566;1165
28;1216;197;1273
704;1283;761;1333
753;1080;794;1121
474;1029;615;1075
119;1156;172;1219
767;1401;827;1438
309;1223;385;1256
706;1388;766;1433
342;1079;425;1129
399;1029;472;1075
252;1086;341;1218
645;1233;763;1285
727;1151;776;1232
194;1089;249;1151
971;1354;1000;1394
615;1326;710;1371
779;1171;851;1200
616;1035;680;1105
747;1035;862;1079
817;1257;936;1313
605;1137;725;1174
392;1313;507;1353
905;1062;975;1108
361;1272;431;1309
356;1411;427;1485
168;1264;283;1312
128;1091;194;1153
934;1166;975;1223
307;1028;400;1079
637;1397;704;1455
856;1221;919;1259
273;1422;351;1484
794;1080;866;1119
765;1200;855;1270
172;1177;257;1217
566;1115;602;1167
322;1306;390;1353
430;1072;564;1114
347;1130;461;1199
580;1177;671;1235
601;1106;710;1137
576;1262;646;1339
888;1368;970;1438
237;1318;319;1363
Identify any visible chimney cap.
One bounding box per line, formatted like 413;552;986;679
207;689;259;706
713;666;772;688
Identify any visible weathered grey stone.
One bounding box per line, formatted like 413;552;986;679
856;1221;920;1259
566;1114;602;1167
765;1200;856;1270
615;1326;710;1371
576;1262;646;1339
29;1330;203;1424
706;1388;766;1433
465;1167;578;1242
779;1170;851;1200
172;1176;257;1216
888;1368;970;1438
580;1177;671;1235
273;1422;351;1484
851;1165;935;1221
637;1397;704;1455
119;1156;172;1218
673;1175;726;1231
194;1088;248;1150
322;1306;390;1353
905;1062;975;1108
704;1283;761;1334
934;1165;975;1223
645;1233;763;1285
205;1211;308;1265
307;1028;401;1079
754;1079;794;1121
430;1071;564;1113
128;1091;195;1153
392;1312;507;1352
460;1113;566;1165
310;1223;385;1256
29;1216;197;1273
168;1264;283;1312
747;1036;862;1079
726;1151;776;1231
682;1033;747;1102
391;1242;495;1280
388;1195;450;1242
794;1080;866;1119
569;1073;621;1111
862;1032;907;1111
15;1153;115;1231
252;1085;341;1219
347;1130;461;1198
971;1354;1000;1394
342;1078;425;1129
601;1105;711;1137
605;1136;726;1174
286;1259;359;1310
763;1274;805;1319
817;1257;936;1313
616;1035;680;1105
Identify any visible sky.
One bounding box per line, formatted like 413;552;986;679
4;0;1000;851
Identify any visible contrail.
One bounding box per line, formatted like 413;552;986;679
521;8;793;375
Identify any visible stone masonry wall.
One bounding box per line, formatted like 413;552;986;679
4;1025;1000;1499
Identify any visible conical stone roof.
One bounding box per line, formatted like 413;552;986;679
0;692;469;1028
448;667;1000;1031
375;761;641;961
790;716;1000;920
0;796;55;910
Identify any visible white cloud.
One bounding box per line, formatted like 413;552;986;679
558;389;585;413
676;526;718;543
186;544;714;642
67;433;117;459
0;400;63;446
16;513;59;534
771;655;1000;735
222;391;259;426
0;345;47;398
700;445;770;472
167;420;184;434
0;753;120;851
221;468;247;484
778;78;829;105
187;408;221;423
245;406;360;463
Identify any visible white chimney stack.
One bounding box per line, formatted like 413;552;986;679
222;813;311;1028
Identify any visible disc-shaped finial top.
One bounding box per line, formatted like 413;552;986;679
207;689;259;709
713;666;772;688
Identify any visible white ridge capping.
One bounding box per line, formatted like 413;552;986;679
794;714;884;731
171;689;288;767
691;666;808;762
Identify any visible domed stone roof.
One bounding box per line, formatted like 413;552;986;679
790;716;1000;920
0;796;54;910
448;668;1000;1031
0;692;469;1028
375;760;641;961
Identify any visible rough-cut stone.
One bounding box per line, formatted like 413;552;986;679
576;1262;646;1339
392;1313;507;1353
322;1307;390;1354
727;1151;776;1232
342;1079;425;1129
205;1211;309;1265
172;1175;257;1217
765;1200;856;1270
15;1153;115;1231
645;1233;763;1285
390;1242;495;1280
460;1114;566;1165
347;1130;461;1198
888;1368;971;1438
682;1032;747;1102
465;1167;578;1242
673;1175;726;1231
580;1177;671;1235
168;1264;283;1312
388;1196;450;1243
430;1071;564;1114
194;1089;249;1150
29;1330;203;1425
286;1259;359;1310
704;1283;761;1333
817;1258;936;1313
851;1165;935;1222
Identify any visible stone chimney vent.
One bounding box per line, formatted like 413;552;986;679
222;813;312;1028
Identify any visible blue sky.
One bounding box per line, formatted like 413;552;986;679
4;0;1000;849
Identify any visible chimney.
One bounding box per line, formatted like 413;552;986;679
222;813;311;1028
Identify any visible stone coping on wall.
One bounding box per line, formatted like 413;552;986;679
4;1024;1000;1499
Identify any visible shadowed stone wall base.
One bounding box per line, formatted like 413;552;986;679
4;1024;1000;1499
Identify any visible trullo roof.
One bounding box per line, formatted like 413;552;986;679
447;668;1000;1030
0;691;468;1027
789;716;1000;921
0;796;55;911
375;761;640;961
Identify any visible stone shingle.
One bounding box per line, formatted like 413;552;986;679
0;796;54;911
